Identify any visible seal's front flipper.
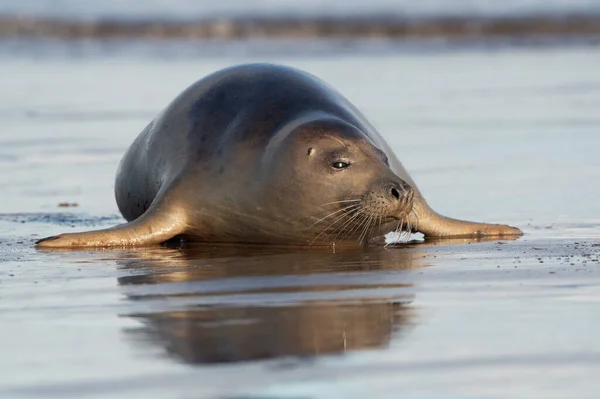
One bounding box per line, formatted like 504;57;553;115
417;212;522;238
412;197;523;238
35;204;187;248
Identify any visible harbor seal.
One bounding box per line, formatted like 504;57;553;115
36;63;522;248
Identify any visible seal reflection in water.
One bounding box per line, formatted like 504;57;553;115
37;63;522;248
118;245;419;364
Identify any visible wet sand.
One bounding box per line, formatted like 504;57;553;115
1;44;600;398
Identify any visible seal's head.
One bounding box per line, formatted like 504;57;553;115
261;116;415;246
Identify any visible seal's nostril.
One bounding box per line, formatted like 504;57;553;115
391;187;400;200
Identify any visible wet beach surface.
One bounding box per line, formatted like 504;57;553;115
1;41;600;398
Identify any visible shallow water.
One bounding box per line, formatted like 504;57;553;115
1;42;600;398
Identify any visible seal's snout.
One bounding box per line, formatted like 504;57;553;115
361;179;414;220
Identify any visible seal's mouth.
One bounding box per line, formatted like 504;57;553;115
310;192;417;245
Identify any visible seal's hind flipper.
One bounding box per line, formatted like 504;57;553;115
35;204;187;248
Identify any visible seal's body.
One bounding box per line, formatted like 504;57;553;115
37;63;521;248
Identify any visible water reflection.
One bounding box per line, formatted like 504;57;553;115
115;244;427;364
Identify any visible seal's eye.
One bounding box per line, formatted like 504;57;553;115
332;161;349;170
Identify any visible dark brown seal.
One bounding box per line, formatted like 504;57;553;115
36;63;522;248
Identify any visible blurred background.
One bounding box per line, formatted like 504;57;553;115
2;0;600;51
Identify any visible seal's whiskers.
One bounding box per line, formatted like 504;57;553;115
310;204;363;245
331;208;370;243
310;203;360;227
357;214;375;243
322;199;361;206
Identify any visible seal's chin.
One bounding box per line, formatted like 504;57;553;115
383;210;415;232
381;200;418;237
